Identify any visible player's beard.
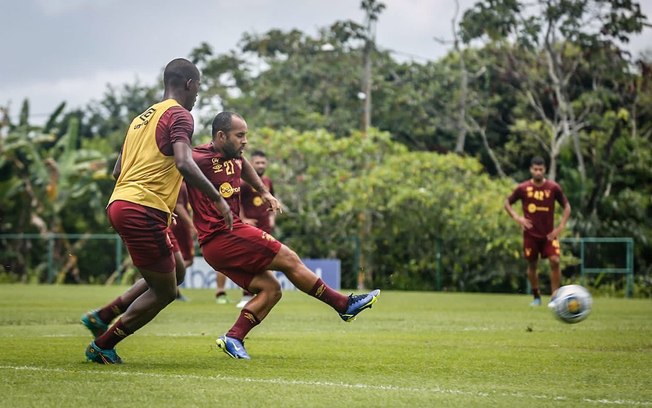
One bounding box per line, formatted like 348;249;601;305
224;142;243;159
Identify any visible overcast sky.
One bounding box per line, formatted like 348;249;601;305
1;0;651;125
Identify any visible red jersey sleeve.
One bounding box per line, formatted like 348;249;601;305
507;184;523;204
155;106;194;156
553;182;569;207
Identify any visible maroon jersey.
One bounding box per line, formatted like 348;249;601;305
187;143;244;245
240;175;274;233
508;179;568;239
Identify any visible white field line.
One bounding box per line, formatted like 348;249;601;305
1;365;650;406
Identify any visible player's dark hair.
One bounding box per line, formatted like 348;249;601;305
212;111;244;136
251;150;266;158
163;58;200;89
531;156;546;166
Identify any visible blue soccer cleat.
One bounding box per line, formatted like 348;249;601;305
339;289;380;322
85;341;123;364
216;335;250;360
81;310;108;337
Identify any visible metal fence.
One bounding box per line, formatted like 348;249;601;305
560;237;634;297
1;233;123;283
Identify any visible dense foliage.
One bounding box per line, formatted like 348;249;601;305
1;0;650;295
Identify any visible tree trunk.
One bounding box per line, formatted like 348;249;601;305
453;0;467;154
362;40;372;133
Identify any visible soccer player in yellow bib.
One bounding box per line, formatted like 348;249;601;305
82;58;233;364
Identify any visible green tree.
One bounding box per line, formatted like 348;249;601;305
247;127;522;290
0;101;111;282
460;0;648;181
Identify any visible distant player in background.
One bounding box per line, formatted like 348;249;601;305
216;150;275;308
190;111;380;359
171;181;196;301
81;58;233;364
504;156;571;306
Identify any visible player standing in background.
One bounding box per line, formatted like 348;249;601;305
504;156;571;306
190;111;380;360
171;181;196;301
81;58;233;364
215;150;275;308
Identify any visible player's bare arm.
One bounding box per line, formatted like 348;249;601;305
504;198;532;230
175;201;197;237
241;157;281;214
547;201;571;241
112;152;122;180
173;142;234;230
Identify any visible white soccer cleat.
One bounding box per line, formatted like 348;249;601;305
236;295;253;309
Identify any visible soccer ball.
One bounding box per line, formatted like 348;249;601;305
550;284;592;324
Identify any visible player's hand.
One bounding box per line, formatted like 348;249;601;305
547;226;563;241
519;217;532;230
262;192;282;214
213;198;233;231
171;213;178;226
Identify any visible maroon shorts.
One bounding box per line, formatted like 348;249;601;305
170;222;194;261
168;227;180;253
107;200;175;272
201;223;282;290
523;234;560;261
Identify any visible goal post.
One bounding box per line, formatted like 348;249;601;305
560;237;634;298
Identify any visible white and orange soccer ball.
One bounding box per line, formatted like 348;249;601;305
549;284;592;324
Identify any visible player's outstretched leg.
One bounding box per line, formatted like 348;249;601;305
216;335;251;360
269;245;381;322
339;289;381;322
85;340;123;364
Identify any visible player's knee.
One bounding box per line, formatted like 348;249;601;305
269;282;282;304
164;288;178;304
258;278;282;304
151;283;178;305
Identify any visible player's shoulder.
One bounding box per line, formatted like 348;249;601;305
544;179;562;189
150;102;193;131
166;105;193;121
192;143;214;155
516;179;532;189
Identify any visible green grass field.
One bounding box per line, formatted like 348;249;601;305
0;285;650;407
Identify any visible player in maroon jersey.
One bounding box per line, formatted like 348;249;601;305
171;181;196;301
189;111;380;359
504;156;571;306
215;150;275;307
80;59;233;364
240;150;275;233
